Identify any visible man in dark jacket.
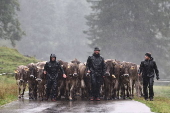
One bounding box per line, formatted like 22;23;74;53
44;54;66;101
86;47;106;101
139;53;159;101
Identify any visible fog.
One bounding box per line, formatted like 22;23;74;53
1;0;170;78
16;0;91;62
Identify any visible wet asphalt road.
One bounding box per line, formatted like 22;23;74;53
0;93;152;113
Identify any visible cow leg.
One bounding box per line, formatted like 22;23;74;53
21;82;27;97
113;80;118;99
122;85;125;99
104;79;108;100
33;82;37;100
28;81;34;99
129;79;132;97
41;82;45;100
126;83;131;99
81;87;85;99
57;79;65;99
57;80;61;99
108;83;112;100
131;80;135;97
65;80;70;100
81;79;85;99
69;80;75;101
139;83;143;97
135;80;140;97
18;85;21;98
117;81;121;99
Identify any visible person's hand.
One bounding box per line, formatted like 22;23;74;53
87;70;91;73
44;71;47;74
156;76;160;80
63;74;67;78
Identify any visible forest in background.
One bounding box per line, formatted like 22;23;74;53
85;0;170;78
1;0;170;78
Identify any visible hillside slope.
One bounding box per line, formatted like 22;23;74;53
0;47;39;73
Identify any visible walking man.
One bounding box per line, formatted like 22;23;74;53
44;54;66;101
138;53;159;101
86;47;106;101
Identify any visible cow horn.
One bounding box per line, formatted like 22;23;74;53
112;74;116;78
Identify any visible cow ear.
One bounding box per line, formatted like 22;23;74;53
24;68;29;71
120;65;123;68
68;65;70;69
14;70;19;73
131;66;135;70
83;63;86;66
112;61;116;65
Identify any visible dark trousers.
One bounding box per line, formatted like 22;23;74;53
46;79;57;99
143;77;154;98
91;74;102;98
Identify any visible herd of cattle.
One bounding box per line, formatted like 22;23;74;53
14;59;143;101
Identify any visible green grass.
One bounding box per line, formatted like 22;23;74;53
135;86;170;113
0;47;39;105
0;46;39;73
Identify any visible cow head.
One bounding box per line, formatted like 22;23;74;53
67;63;79;77
36;67;45;82
120;62;130;77
105;59;116;77
27;63;37;79
71;58;81;65
15;66;29;82
120;73;130;83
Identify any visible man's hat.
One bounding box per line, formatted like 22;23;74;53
94;47;100;51
50;54;56;58
145;52;151;58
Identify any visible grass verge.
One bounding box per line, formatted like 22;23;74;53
0;75;18;105
135;86;170;113
0;47;39;105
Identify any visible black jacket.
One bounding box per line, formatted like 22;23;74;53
86;53;106;75
44;61;65;75
139;57;159;78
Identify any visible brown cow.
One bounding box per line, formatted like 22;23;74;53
36;62;46;100
112;60;121;99
119;62;131;99
65;62;79;101
71;58;81;95
27;63;38;100
137;65;143;97
14;65;29;98
104;59;116;100
79;63;90;99
128;62;139;97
